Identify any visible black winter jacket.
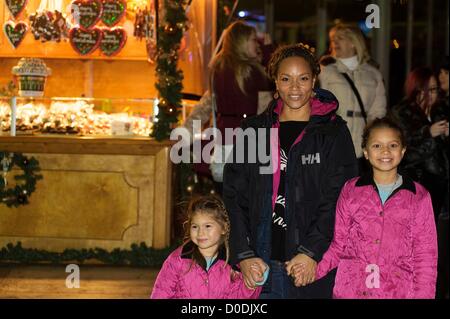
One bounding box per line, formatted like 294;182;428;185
390;99;448;181
223;88;358;297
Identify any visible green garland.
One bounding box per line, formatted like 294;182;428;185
151;0;190;141
0;152;43;207
0;242;178;266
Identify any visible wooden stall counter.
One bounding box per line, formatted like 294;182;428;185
0;135;174;253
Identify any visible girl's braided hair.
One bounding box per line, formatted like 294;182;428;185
268;43;321;81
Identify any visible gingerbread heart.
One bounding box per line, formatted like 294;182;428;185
69;27;102;55
101;0;126;27
71;0;103;30
4;21;28;49
100;27;127;56
5;0;28;19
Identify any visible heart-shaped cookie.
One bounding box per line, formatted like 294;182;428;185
100;27;127;56
4;21;28;49
69;27;102;55
5;0;28;19
101;0;126;27
71;0;103;30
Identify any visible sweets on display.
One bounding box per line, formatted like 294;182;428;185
0;99;152;136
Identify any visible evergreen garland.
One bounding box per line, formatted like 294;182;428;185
0;152;43;207
151;0;191;141
0;242;178;266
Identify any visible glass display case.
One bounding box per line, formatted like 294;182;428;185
0;96;196;137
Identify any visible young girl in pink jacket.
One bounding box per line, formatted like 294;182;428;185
309;117;438;298
151;195;267;299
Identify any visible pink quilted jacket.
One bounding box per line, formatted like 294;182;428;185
316;175;438;299
151;244;261;299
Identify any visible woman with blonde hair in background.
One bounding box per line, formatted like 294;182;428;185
207;21;272;190
319;23;387;172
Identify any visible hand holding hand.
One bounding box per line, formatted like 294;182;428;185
239;258;267;289
285;254;317;287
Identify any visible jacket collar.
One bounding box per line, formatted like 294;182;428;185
180;241;227;270
269;88;339;125
355;172;416;194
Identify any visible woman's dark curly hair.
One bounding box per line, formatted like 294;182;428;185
361;117;407;149
268;43;321;81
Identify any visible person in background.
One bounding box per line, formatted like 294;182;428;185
319;23;387;172
151;195;266;299
208;21;273;191
389;67;448;218
223;43;357;299
314;117;437;299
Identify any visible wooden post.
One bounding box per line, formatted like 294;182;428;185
83;60;94;97
264;0;275;42
373;0;391;102
426;0;433;67
406;0;414;76
316;0;328;57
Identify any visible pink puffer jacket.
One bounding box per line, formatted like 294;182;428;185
151;244;261;299
316;175;437;299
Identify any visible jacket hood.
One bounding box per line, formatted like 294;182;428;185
242;88;340;129
272;87;339;120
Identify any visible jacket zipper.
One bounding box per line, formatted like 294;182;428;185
283;125;309;258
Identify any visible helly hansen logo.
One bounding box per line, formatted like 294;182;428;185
301;153;321;165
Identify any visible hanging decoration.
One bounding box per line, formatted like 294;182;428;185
5;0;28;19
69;26;102;55
151;0;191;141
133;1;158;63
100;0;126;27
100;26;127;56
0;152;43;208
29;10;69;42
70;0;103;29
3;21;28;49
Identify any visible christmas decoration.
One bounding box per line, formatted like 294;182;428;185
133;1;158;63
0;241;177;266
100;26;127;56
70;0;103;30
69;26;102;55
3;20;28;49
5;0;28;19
151;0;190;141
0;152;43;208
29;10;69;42
101;0;126;27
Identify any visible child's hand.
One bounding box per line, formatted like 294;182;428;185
239;258;266;289
250;261;268;285
285;254;317;287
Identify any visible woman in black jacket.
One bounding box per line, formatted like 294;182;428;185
223;44;358;299
389;67;449;218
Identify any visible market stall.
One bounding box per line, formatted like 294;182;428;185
0;0;212;257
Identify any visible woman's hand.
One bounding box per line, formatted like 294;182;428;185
285;254;317;287
239;258;267;289
430;120;448;137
